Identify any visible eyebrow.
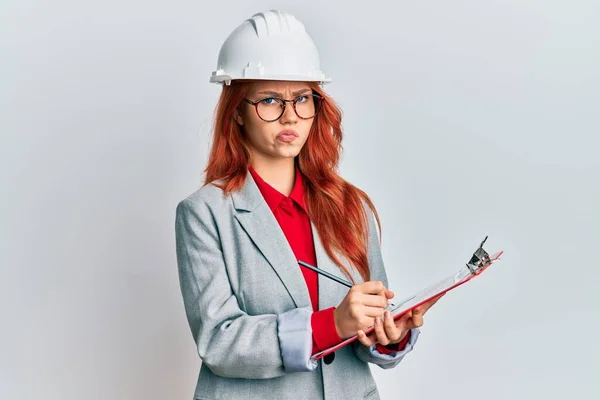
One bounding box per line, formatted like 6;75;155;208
256;88;312;97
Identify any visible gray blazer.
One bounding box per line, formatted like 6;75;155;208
175;170;420;400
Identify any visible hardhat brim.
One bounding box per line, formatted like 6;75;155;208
210;75;332;86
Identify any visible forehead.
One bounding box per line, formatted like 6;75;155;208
248;80;311;95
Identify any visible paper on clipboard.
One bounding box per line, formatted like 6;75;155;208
310;245;504;362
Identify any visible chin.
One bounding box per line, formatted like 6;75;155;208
276;150;301;159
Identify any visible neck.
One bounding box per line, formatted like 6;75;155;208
251;157;296;196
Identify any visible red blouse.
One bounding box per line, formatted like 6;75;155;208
249;165;408;355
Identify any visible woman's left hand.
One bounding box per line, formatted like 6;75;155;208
356;293;445;347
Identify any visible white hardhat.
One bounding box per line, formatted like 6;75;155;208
210;10;331;86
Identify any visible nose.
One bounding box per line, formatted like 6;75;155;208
279;101;298;124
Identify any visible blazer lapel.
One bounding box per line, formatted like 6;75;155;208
232;171;312;309
311;222;361;310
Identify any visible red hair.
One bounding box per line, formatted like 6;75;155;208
203;81;382;283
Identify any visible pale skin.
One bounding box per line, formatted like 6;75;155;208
233;80;314;196
338;284;445;347
234;80;443;347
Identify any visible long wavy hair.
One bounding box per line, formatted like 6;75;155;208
203;80;382;283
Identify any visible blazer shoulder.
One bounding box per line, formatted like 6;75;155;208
176;180;231;211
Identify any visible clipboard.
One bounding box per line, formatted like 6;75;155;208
310;237;504;362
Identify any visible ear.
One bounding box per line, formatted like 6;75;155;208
233;107;244;126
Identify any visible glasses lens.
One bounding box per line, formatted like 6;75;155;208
295;94;318;119
256;98;284;121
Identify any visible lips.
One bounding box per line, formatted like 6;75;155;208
276;129;299;143
277;129;299;138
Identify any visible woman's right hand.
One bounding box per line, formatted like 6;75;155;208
333;281;394;339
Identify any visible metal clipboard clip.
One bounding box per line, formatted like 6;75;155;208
466;236;493;275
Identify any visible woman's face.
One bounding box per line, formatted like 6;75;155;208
235;80;316;162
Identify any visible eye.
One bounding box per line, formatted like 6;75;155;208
259;97;279;105
296;95;309;103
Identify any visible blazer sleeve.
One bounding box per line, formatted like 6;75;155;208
175;198;317;380
351;199;421;369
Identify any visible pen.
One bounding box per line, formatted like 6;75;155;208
297;260;395;308
298;260;353;287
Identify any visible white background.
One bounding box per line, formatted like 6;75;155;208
1;1;598;399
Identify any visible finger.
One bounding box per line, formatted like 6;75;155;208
414;298;436;315
357;329;376;346
412;306;425;319
355;280;387;295
412;312;424;328
394;310;412;331
383;311;402;342
357;330;369;346
362;307;386;319
373;316;390;345
414;294;443;315
358;292;389;309
400;310;413;320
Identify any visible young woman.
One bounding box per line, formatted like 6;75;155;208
175;10;443;400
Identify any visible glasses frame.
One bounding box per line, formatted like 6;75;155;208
243;92;322;122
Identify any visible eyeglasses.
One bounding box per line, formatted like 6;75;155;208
243;93;322;122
